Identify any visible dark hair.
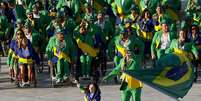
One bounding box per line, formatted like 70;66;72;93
141;9;151;19
191;25;199;31
85;83;101;94
16;29;24;36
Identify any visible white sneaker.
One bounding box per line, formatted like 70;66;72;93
25;82;30;85
20;82;26;87
52;76;56;81
56;79;61;84
63;76;69;81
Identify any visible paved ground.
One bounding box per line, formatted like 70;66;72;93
0;57;201;101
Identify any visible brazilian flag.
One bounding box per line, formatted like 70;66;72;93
124;53;194;100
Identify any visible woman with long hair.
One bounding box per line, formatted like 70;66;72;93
76;81;101;101
14;29;39;87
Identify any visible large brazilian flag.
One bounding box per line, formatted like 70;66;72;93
124;53;194;100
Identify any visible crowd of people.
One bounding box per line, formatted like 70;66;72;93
0;0;201;101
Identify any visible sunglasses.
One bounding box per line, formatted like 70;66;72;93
191;27;197;30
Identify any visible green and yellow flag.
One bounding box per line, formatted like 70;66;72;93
124;53;194;100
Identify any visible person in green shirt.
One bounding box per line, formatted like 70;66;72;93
46;28;77;83
104;29;144;101
94;11;114;76
95;11;114;45
73;20;96;78
108;18;139;65
151;19;175;60
25;9;41;33
166;29;199;60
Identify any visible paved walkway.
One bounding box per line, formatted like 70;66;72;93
0;57;201;101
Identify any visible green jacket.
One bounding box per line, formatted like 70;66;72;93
151;31;175;55
94;20;115;44
108;34;144;60
104;35;144;81
166;39;198;58
46;35;77;62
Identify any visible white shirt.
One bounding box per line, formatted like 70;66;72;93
25;32;32;42
160;33;170;50
33;13;40;19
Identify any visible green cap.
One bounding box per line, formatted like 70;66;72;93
84;3;91;8
16;19;24;24
160;18;169;25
